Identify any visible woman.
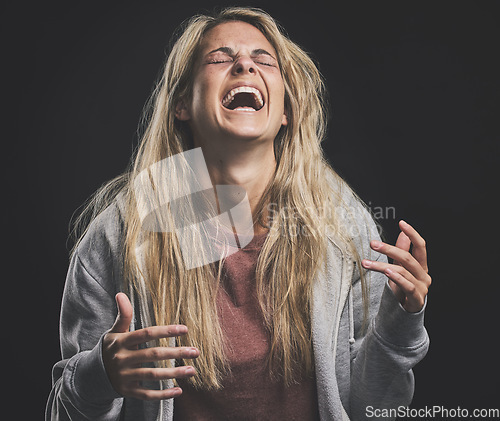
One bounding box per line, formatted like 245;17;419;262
46;7;431;421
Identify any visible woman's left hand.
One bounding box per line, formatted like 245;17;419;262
361;220;432;313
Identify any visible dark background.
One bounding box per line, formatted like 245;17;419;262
9;0;499;419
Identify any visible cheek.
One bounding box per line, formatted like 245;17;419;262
273;84;287;114
270;73;286;104
191;82;207;106
192;76;220;109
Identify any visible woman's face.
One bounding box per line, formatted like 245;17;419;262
176;21;288;148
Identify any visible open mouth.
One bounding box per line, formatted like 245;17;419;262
221;86;264;111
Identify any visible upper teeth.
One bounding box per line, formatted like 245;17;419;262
222;86;264;109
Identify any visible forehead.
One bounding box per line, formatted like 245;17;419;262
199;21;276;55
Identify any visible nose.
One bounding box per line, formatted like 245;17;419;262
231;55;256;75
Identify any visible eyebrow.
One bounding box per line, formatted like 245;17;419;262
205;46;277;61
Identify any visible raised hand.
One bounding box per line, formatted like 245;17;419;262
361;220;432;313
102;293;199;400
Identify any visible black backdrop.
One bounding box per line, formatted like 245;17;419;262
10;0;499;419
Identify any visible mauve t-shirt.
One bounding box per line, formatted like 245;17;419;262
174;230;320;421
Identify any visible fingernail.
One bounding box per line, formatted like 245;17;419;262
184;366;195;374
176;325;188;334
182;347;198;357
362;259;372;268
371;240;382;249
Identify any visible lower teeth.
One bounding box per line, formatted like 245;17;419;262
234;107;255;111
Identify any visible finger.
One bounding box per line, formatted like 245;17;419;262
385;268;426;312
126;346;200;366
370;240;428;280
387;278;406;304
110;293;133;334
122;366;196;382
361;260;419;286
127;386;183;401
394;231;411;254
399;220;428;272
393;231;411;267
123;325;188;349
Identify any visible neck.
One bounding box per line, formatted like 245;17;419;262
195;139;276;235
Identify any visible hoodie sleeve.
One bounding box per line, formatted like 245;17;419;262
46;206;125;420
347;223;430;420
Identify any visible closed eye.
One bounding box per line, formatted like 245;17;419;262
256;61;274;67
209;59;274;67
208;59;232;64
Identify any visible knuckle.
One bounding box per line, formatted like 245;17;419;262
142;327;155;342
177;347;190;358
426;274;432;287
149;347;163;361
159;388;178;400
120;384;133;397
144;368;159;380
401;253;413;265
393;266;404;276
104;334;120;352
134;389;151;400
165;325;177;336
116;379;138;397
111;351;126;367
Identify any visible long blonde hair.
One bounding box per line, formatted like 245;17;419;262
72;6;369;389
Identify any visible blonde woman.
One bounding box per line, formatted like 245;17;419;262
46;7;431;421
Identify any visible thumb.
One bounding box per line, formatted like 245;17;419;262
110;292;133;333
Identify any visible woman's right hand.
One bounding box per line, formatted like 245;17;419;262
102;293;199;400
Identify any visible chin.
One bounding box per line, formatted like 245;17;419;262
216;121;266;141
225;128;270;143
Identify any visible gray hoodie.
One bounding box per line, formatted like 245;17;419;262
46;184;429;420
